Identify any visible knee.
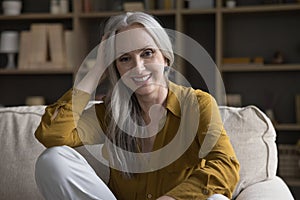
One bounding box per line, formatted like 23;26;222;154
35;146;74;179
207;194;230;200
36;146;67;167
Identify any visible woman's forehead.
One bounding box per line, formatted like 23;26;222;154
115;26;158;56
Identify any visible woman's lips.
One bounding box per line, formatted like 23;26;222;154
131;74;152;85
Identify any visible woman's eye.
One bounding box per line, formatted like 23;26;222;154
119;56;130;63
142;49;154;58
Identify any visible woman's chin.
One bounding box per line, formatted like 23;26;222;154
134;84;156;96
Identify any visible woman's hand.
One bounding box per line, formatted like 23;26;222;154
156;196;176;200
75;35;109;94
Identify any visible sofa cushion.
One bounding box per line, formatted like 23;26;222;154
235;176;294;200
0;106;46;199
219;105;278;199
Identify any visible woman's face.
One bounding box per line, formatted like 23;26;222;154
115;24;167;97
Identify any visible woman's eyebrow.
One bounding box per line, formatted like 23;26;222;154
117;45;156;57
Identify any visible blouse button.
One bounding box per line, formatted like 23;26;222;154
147;193;152;199
202;188;209;195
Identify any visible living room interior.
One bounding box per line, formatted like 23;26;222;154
0;0;299;199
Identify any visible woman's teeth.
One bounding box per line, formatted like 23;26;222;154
132;74;151;82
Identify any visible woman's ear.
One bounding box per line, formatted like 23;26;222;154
165;58;170;66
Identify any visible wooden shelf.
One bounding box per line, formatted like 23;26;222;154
221;3;300;13
0;13;73;20
78;11;124;18
79;9;176;18
221;64;300;72
147;9;177;16
181;8;217;15
0;69;74;75
275;123;300;131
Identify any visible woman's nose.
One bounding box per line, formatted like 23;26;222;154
133;57;145;71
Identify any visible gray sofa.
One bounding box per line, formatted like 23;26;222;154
0;104;295;199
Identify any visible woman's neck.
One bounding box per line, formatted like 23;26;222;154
135;85;168;153
136;85;168;124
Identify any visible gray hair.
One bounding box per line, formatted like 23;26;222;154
101;12;174;176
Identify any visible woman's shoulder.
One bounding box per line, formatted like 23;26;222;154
169;81;213;102
193;88;213;101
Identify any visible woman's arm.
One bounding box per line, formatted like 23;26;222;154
75;36;108;94
35;40;108;148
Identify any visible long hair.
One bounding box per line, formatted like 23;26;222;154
101;12;174;176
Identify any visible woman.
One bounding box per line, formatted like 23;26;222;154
35;12;239;200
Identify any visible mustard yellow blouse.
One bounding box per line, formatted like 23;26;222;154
35;81;239;200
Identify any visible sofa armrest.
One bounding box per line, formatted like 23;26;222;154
235;176;294;200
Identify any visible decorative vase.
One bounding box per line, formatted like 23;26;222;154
2;1;22;15
226;0;236;8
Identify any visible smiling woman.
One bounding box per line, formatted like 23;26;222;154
34;11;239;200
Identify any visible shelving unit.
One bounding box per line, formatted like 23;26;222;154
0;13;73;20
0;0;299;194
218;6;300;143
0;0;75;106
275;123;300;131
0;68;73;75
215;3;300;196
220;3;300;13
222;64;300;72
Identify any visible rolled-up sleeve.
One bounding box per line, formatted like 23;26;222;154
35;88;105;148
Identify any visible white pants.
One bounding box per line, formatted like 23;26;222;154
35;146;229;200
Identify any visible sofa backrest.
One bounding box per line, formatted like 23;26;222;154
219;105;278;199
0;106;46;200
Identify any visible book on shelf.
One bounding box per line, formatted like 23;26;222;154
83;0;91;12
188;0;214;9
157;0;175;9
30;24;48;66
48;24;66;68
82;0;108;12
18;31;32;69
144;0;156;10
222;57;264;67
162;0;175;9
18;23;68;70
64;30;75;69
123;2;144;11
223;57;251;65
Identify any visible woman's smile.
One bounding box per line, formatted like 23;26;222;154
131;74;152;85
